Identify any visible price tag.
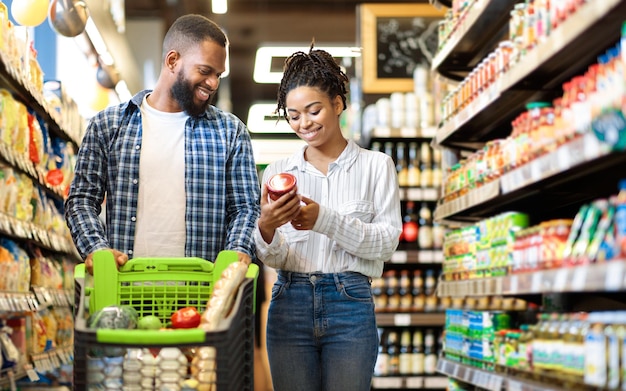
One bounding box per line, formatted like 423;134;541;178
391;251;407;264
572;266;588;291
531;272;543;292
508;379;523;391
508;275;519;293
406;188;422;200
394;313;411;326
400;127;417;138
406;376;424;388
420;251;434;263
553;268;569;291
373;127;391;137
605;262;624;291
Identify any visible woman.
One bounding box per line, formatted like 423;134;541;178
254;45;402;391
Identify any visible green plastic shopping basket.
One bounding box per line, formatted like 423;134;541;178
73;249;258;390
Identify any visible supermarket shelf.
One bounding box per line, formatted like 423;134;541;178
376;312;446;327
0;212;78;257
0;52;79;146
435;0;626;148
434;180;499;222
431;0;517;80
390;250;444;264
437;358;567;391
434;133;626;222
372;375;448;389
438;259;626;298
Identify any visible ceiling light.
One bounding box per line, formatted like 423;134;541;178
246;102;291;133
84;17;114;65
253;45;361;84
212;0;227;14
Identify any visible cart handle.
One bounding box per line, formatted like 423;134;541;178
96;328;206;345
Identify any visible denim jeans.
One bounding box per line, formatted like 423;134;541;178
267;270;378;391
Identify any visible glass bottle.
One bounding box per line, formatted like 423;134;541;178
386;270;400;313
423;269;437;312
387;331;400;375
411;329;424;375
398;270;412;312
418;202;433;250
374;328;389;376
399;329;412;375
402;201;419;244
396;142;408;187
407;142;421;187
419;142;432;188
424;329;437;374
411;270;425;312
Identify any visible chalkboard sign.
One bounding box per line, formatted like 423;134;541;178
360;4;444;94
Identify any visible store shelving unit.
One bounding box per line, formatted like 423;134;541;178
435;0;626;149
435;358;567;391
0;38;80;390
431;0;626;390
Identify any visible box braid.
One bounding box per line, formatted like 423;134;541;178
277;43;349;121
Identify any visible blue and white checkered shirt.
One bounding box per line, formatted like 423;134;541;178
65;90;260;262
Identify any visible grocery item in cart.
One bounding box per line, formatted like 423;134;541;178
73;250;259;391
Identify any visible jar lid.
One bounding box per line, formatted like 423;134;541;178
267;173;297;192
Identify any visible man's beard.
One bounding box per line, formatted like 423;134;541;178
171;71;212;117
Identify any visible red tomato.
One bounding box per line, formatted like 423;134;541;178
171;307;201;329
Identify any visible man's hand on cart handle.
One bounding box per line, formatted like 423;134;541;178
85;249;128;274
235;251;252;265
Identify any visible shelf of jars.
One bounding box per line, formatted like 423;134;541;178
0;344;73;390
435;0;626;148
434;132;626;222
438;259;626;298
432;0;517;80
436;357;566;391
371;375;448;390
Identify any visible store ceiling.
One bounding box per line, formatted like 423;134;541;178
125;0;433;122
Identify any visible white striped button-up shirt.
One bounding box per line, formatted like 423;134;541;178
255;139;402;278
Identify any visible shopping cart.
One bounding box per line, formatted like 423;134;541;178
73;250;258;390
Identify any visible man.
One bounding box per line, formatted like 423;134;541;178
65;14;260;273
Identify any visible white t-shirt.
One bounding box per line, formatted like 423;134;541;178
133;95;188;258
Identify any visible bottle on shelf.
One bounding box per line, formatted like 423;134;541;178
374;328;389;377
424;269;438;312
398;270;412;312
386;270;400;312
396;142;409;187
371;141;382;153
411;270;425;312
407;142;421;187
402;201;419;244
387;330;400;375
418;202;434;250
411;329;425;375
424;328;437;374
399;329;412;375
419;142;432;188
372;276;387;311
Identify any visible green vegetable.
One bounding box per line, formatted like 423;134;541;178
138;315;163;330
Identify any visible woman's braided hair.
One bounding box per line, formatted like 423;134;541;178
277;42;349;121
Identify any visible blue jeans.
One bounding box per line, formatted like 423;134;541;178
267;271;378;391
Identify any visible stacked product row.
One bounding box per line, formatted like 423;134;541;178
374;327;442;378
444;309;626;390
442;22;625;203
442;179;626;279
